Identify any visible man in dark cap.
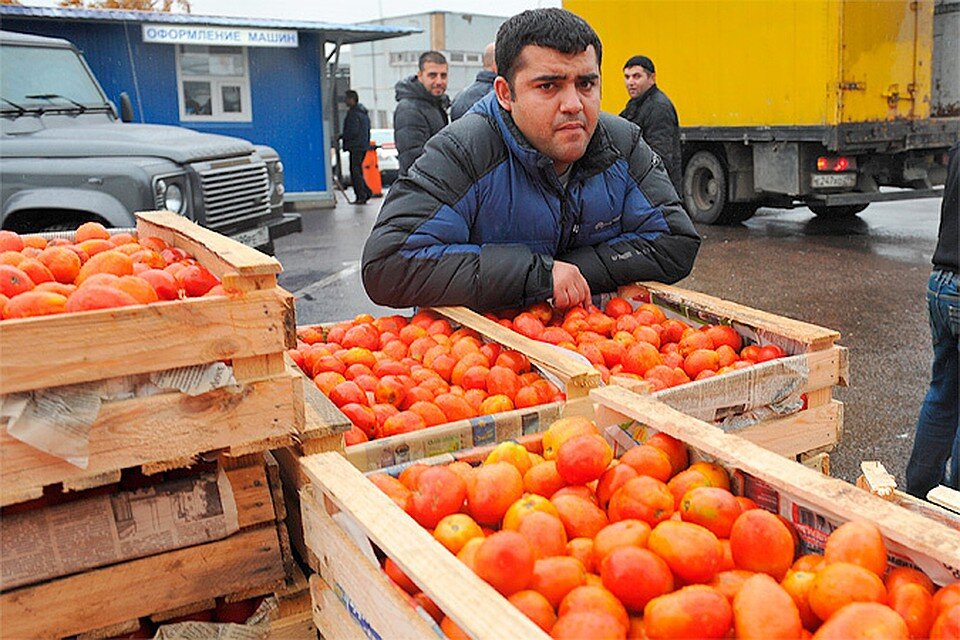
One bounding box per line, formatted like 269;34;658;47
621;55;682;193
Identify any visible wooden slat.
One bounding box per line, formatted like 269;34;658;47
150;598;216;623
928;486;960;515
655;346;847;416
61;469;122;494
232;353;287;384
622;282;841;350
0;289;294;395
136;211;282;279
227;462;277;530
309;575;368;640
300;453;550;640
270;609;317;639
434;306;601;397
283;353;353;443
301;488;441;639
76;618;142;640
1;372;302;507
734;401;842;458
0;526;284;639
591;385;960;567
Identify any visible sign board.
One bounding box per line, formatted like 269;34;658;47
143;24;298;48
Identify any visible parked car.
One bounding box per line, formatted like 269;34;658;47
335;128;399;187
0;30;301;253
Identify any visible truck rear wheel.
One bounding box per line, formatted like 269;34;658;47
683;151;726;223
682;151;757;224
808;203;869;217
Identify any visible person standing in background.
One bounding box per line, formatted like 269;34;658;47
620;55;682;193
394;51;450;177
341;90;372;204
906;143;959;498
451;42;497;121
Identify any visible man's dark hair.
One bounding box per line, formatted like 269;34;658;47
495;8;602;89
418;50;448;70
624;55;655;74
345;89;359;101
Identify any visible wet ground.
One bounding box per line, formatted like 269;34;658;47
275;191;944;487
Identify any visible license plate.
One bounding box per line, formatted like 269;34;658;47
230;226;269;248
811;173;857;189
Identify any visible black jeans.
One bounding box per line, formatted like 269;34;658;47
349;149;371;202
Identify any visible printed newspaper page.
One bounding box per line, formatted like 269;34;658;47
1;468;239;591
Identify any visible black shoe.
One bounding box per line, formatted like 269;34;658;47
353;198;368;205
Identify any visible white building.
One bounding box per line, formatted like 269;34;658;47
347;11;506;128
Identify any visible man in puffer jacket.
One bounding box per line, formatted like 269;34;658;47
363;8;700;312
394;51;450;177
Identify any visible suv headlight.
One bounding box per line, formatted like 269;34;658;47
268;161;285;200
153;176;187;213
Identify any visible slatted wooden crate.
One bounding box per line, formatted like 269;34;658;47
0;453;292;639
292;312;600;473
0;211;304;507
297;386;960;640
463;282;848;468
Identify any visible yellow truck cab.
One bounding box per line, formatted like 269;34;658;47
566;0;959;223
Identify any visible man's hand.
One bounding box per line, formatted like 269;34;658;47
552;260;591;309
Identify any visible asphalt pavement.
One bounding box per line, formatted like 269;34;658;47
274;190;944;487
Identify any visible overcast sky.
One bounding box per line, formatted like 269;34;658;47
27;0;561;23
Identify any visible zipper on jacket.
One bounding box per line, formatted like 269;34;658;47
546;165;582;255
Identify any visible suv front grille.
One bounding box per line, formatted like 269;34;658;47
196;160;271;229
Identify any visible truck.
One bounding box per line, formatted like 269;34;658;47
566;0;960;223
0;30;301;251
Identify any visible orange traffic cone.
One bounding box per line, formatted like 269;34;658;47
363;141;383;197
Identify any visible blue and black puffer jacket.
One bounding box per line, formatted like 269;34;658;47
362;92;700;312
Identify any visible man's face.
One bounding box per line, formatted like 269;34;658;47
345;95;357;107
494;45;601;175
624;65;656;99
417;61;449;96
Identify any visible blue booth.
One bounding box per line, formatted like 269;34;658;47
0;5;415;204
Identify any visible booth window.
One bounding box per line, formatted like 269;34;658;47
176;46;252;122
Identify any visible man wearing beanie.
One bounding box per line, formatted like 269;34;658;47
621;55;682;193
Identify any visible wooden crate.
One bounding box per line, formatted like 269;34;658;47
0;454;290;639
449;282;848;462
297;386;960;640
293;313;599;473
1;211;304;507
620;283;847;461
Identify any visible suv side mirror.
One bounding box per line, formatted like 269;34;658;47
119;92;135;123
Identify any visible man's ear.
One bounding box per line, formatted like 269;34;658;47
494;76;513;112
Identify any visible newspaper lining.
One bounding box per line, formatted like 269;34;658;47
0;467;239;591
1;363;239;467
152;597;277;640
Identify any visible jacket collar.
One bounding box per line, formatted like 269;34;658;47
622;84;660;115
473;92;621;184
475;69;497;84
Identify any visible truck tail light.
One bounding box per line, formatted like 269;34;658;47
817;156;856;172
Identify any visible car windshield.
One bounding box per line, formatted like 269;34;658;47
0;45;108;108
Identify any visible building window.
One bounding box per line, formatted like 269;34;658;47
388;51;418;66
176;45;252;122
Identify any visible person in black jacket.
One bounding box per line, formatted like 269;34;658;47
362;9;699;312
906;143;960;498
341;90;372;204
620;55;682;193
394;51;450;177
451;42;497;121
